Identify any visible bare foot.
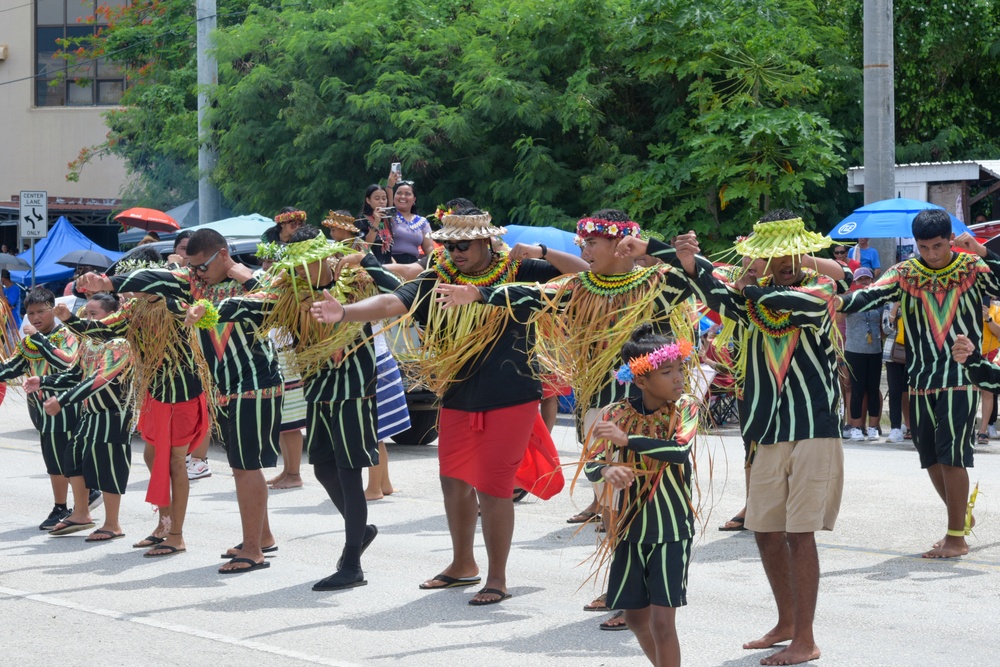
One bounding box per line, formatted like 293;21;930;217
760;642;821;665
584;593;609;611
931;516;975;549
381;485;395;496
923;536;968;558
266;471;286;486
365;490;384;501
269;473;302;489
744;627;794;650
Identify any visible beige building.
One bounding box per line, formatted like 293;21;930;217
0;0;129;245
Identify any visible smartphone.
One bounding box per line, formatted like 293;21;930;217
391;162;402;178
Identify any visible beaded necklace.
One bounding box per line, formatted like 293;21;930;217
432;248;520;287
579;266;658;297
745;273;808;338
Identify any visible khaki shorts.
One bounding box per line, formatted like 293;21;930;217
745;438;844;533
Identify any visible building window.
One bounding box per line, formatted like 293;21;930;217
35;0;128;107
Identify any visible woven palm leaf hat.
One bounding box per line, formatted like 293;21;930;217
430;211;506;242
269;235;348;273
734;216;834;259
321;210;359;234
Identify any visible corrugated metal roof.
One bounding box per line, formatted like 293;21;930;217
847;160;1000;192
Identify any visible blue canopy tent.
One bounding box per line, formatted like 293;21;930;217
10;216;123;286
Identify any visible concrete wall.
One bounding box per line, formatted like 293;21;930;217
928;182;966;219
0;11;128;200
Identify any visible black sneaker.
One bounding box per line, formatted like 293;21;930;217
39;506;71;531
88;489;103;510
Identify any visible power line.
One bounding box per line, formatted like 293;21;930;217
0;2;33;15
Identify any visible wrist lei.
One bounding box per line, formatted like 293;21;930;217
193;299;220;329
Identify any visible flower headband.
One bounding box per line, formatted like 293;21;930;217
616;339;694;384
274;210;307;225
576;217;641;239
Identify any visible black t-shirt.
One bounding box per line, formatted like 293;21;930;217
392;258;561;412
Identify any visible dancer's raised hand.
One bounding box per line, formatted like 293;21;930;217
310;290;346;324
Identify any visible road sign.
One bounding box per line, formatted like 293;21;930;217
19;190;48;239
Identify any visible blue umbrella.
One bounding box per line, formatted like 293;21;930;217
830;197;972;239
500;224;580;256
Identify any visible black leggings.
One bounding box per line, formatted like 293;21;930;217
885;361;908;429
845;351;882;420
313;461;368;548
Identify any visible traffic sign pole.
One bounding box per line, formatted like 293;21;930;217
19;190;48;289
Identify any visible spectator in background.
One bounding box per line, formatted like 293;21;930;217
882;302;910;443
849;238;881;278
138;235;159;246
2;270;23;330
169;230;193;266
976;300;1000;445
389;181;434;265
840;268;884;441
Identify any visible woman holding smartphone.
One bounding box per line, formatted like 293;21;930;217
390;180;435;265
358;183;395;264
357;165;434;266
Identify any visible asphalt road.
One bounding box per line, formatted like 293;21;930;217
0;389;996;667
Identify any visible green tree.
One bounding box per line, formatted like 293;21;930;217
211;0;641;225
609;0;850;247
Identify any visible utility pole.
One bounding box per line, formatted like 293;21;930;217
863;0;897;266
196;0;222;225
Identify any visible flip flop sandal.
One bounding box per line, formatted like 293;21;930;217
419;574;482;590
218;557;270;574
468;587;511;606
220;543;279;559
144;545;187;558
133;535;166;549
719;516;747;532
49;520;96;536
566;511;599;524
584;594;609;612
85;529;125;542
600;610;629;631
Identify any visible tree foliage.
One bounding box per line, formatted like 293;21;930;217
64;0;1000;243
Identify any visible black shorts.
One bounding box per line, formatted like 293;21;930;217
67;411;133;494
306;397;378;469
607;538;692;610
216;390;281;471
39;431;71;476
910;387;976;469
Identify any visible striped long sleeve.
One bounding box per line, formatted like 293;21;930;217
113;267;280;395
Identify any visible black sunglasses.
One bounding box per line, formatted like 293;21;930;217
396;180;415;187
191;249;222;273
444;241;473;253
